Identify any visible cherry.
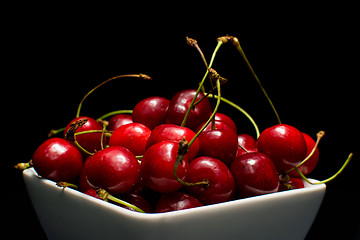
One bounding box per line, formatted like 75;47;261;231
155;192;203;213
84;189;101;199
107;114;133;131
141;140;189;193
230;152;279;198
31;138;83;182
64;116;105;155
79;155;97;193
186;156;235;205
109;123;151;156
119;193;153;213
236;134;257;158
165;89;212;131
132;96;170;130
145;124;199;161
288;132;319;178
196;121;238;165
278;177;304;191
85;146;141;195
214;113;237;133
256;124;307;173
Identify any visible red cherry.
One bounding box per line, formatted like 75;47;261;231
236;134;257;158
197;121;238;165
288;132;319;178
132;96;170;130
32;138;83;182
64;116;105;154
256;124;307;173
119;193;153;213
278;177;305;191
141;140;189;193
79;155;95;193
214;113;237;133
107;114;133;131
145;124;199;161
85;146;141;195
165;89;212;131
230;152;279;198
109;123;151;156
186;156;235;205
155;192;203;213
84;189;101;199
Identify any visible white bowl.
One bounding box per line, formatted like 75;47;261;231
23;167;325;240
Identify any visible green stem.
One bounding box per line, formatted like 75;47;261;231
174;78;222;187
286;131;325;174
231;37;282;124
96;189;145;213
56;182;79;190
206;93;260;139
76;74;151;118
48;127;66;137
296;153;353;185
97;110;133;121
181;41;223;127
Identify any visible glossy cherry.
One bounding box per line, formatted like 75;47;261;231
146;124;199;161
165;89;212;131
85;146;141;195
32;138;83;182
132;96;170;130
214;113;237;133
141;140;189;193
109;123;151;156
107;114;133;131
256;124;307;173
155;192;203;213
196;121;238;165
288;132;319;178
64;116;105;154
236;134;257;158
230;152;279;198
186;156;235;205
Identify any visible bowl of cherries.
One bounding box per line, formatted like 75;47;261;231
17;36;352;240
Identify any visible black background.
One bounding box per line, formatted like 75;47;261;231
5;4;359;239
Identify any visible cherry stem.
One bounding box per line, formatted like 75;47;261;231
181;40;223;127
286;131;325;174
296;153;353;185
174;78;222;187
96;189;145;213
97;110;133;121
76;74;151;118
100;124;107;150
56;182;79;190
220;35;282;125
205;93;260;139
238;144;249;154
48;127;66;137
186;36;208;69
48;110;132;138
14;160;33;170
174;137;209;187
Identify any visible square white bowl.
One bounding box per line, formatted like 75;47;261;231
23;167;325;240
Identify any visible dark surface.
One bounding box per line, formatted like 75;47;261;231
5;5;359;239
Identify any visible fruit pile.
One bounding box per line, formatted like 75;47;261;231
16;36;353;213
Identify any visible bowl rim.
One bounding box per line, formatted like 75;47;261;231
23;167;326;220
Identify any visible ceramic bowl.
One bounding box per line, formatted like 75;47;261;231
23;167;325;240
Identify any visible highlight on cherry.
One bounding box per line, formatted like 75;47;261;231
15;35;353;213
